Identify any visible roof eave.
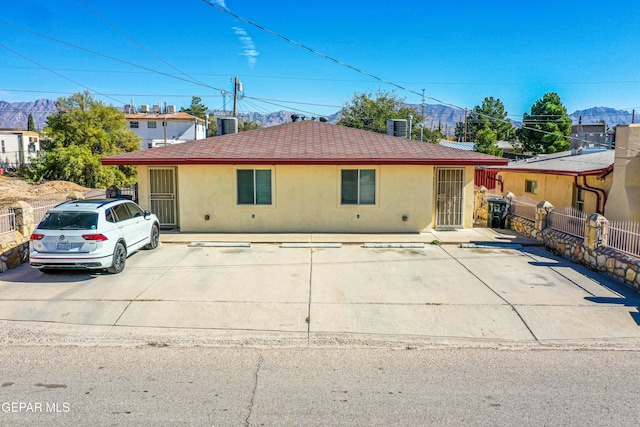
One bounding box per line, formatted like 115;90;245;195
487;166;612;176
101;157;509;166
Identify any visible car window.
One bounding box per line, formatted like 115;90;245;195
113;203;132;222
105;208;116;223
125;202;145;218
38;212;98;230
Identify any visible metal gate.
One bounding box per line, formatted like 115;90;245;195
149;168;177;228
435;168;464;228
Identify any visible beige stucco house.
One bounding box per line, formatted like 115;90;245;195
102;121;507;232
479;149;614;215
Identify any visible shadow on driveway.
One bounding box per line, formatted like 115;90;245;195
522;246;640;327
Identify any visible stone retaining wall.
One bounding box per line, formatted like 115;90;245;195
0;231;29;272
0;199;60;273
502;202;640;291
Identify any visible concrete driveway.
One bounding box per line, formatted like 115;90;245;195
1;231;639;348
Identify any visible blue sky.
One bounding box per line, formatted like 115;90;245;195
1;0;639;120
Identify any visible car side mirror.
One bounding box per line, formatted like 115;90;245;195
144;210;151;218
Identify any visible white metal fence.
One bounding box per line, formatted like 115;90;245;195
509;196;537;221
548;206;587;238
32;198;67;225
603;220;640;258
0;207;16;235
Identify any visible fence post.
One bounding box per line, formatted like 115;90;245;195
535;200;554;232
11;201;35;237
584;213;607;251
505;192;515;211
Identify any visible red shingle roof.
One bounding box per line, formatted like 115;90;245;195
102;121;508;166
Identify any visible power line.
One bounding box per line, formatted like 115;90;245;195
197;1;631;150
75;0;211;88
0;19;226;95
0;42;126;106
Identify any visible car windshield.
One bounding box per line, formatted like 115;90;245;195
38;212;99;230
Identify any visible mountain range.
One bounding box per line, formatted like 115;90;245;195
0;99;636;135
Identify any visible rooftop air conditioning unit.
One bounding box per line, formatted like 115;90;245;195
166;105;176;114
123;104;133;114
139;104;149;113
217;117;238;136
386;119;407;138
152;104;161;113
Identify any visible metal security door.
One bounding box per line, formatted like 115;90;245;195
435;168;464;228
149;168;177;228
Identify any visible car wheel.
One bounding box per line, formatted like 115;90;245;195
106;242;126;274
144;224;160;250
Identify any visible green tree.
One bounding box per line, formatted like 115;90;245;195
455;97;514;144
180;96;208;119
474;128;503;156
26;91;140;187
338;90;441;143
238;120;261;132
27;114;36;131
519;92;572;154
454;121;466;142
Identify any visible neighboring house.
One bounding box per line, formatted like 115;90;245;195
102;121;507;232
0;129;41;169
480;148;615;215
571;122;612;149
604;124;640;221
125;104;206;150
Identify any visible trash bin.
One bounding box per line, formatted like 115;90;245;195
487;198;509;228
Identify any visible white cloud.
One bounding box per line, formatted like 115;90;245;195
232;26;259;67
211;0;227;8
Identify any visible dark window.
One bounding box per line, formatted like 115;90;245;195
113;203;132;221
105;208;116;223
525;179;538;195
341;169;376;205
237;169;272;205
38;212;98;230
130;121;139;129
147;121;157;129
124;202;144;218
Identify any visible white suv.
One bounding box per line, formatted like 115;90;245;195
29;199;160;274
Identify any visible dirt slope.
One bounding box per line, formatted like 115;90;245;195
0;175;93;205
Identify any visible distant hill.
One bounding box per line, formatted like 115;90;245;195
569;107;634;128
0;99;57;130
1;99;635;134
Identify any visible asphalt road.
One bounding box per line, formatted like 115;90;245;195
1;346;639;426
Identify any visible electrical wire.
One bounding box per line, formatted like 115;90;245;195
0;9;635;150
75;0;211;88
198;0;636;151
0;20;227;95
0;42;126;106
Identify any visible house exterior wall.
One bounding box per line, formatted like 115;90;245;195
604;124;640;221
128;118;206;150
0;131;41;168
498;170;612;215
135;164;476;232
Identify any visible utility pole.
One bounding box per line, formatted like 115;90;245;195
232;76;244;118
232;76;238;118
